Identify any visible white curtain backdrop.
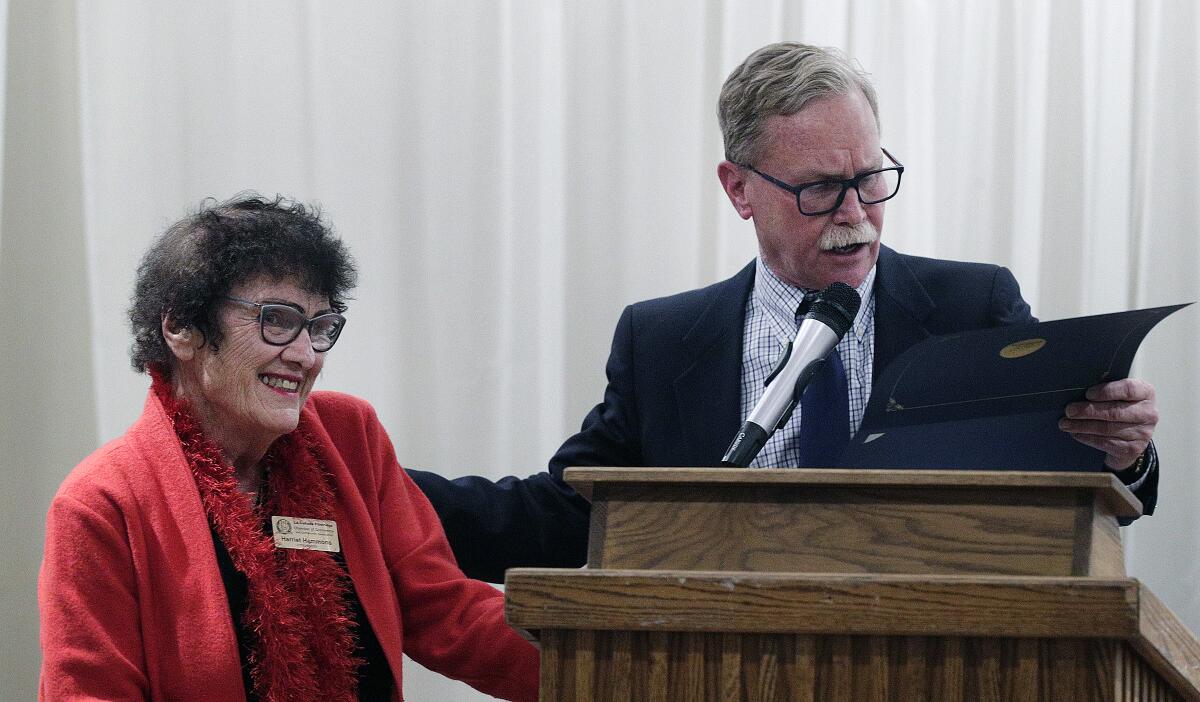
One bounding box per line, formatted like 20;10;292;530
3;1;1197;699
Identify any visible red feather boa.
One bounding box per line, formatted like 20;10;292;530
153;372;361;701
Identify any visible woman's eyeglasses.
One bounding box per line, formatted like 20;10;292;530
226;297;347;352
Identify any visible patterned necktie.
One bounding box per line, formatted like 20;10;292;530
795;292;850;467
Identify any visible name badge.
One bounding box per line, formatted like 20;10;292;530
271;516;340;553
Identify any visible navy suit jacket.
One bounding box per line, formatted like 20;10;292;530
410;246;1158;582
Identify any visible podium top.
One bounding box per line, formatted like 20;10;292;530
563;467;1142;518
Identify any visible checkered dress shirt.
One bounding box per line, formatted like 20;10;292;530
740;258;876;468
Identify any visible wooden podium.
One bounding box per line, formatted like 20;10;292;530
505;469;1200;701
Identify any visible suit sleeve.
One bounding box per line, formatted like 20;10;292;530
407;306;639;582
39;491;149;701
1118;442;1159;519
988;266;1036;325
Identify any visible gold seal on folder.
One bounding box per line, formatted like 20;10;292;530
999;338;1046;359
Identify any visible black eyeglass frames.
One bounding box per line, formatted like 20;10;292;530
225;297;347;352
738;148;904;216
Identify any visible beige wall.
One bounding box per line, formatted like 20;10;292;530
1;1;94;698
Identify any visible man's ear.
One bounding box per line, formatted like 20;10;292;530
717;161;754;220
161;316;200;362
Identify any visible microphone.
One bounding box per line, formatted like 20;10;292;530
720;282;862;467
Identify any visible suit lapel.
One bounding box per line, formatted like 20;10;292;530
672;262;755;465
873;245;936;375
666;249;935;464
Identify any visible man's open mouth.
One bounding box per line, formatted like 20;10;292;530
828;242;866;255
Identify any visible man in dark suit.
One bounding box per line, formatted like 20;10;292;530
409;42;1160;583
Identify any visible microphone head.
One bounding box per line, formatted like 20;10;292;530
806;282;862;336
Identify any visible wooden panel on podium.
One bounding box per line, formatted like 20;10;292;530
508;571;1200;701
503;468;1200;701
575;468;1139;577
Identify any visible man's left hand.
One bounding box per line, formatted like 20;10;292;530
1059;378;1158;471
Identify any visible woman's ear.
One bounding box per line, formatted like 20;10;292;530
161;316;200;362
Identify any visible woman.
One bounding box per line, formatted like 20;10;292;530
39;195;539;701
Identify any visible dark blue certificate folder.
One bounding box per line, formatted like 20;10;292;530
839;304;1189;471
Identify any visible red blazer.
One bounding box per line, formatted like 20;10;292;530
39;389;538;701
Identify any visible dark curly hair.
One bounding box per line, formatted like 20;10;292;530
129;193;357;373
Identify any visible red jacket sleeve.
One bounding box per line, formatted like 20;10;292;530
40;486;149;700
366;408;540;701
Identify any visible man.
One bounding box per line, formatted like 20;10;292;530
409;42;1160;583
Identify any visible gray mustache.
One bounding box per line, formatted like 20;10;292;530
819;222;878;250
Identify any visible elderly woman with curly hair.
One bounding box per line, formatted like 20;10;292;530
38;195;539;702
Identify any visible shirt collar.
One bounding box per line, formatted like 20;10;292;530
754;256;876;340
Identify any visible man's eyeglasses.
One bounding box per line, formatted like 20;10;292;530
737;148;904;216
225;297;347;352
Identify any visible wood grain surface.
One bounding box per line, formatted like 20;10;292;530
530;631;1187;701
1134;584;1200;698
507;571;1140;637
565;468;1142;517
507;571;1199;700
581;471;1131;577
515;469;1195;700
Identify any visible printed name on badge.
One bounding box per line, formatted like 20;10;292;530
271;516;340;553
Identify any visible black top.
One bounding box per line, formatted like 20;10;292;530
210;525;393;701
